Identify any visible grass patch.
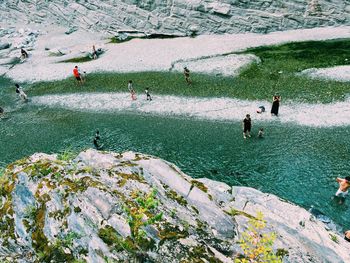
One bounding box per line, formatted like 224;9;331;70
28;38;350;103
59;56;92;63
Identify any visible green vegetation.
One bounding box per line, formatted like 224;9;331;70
125;189;163;245
235;212;283;263
58;148;78;162
59;55;93;63
329;233;339;244
27;38;350;103
238;38;350;103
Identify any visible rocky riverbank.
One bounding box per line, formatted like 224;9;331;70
0;149;349;262
1;0;349;35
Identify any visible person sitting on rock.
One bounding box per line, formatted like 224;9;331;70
345;230;350;242
21;48;28;59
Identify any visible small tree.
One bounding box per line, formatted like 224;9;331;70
235;212;282;263
125;189;163;246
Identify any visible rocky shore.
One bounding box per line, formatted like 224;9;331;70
0;149;349;262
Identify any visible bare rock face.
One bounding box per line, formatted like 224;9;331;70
0;0;349;35
0;149;349;262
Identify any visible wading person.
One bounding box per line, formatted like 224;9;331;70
73;66;83;85
257;128;264;138
335;176;350;200
271;95;281;116
183;67;192;85
93;130;103;150
242;114;252;139
0;106;4;115
145;88;152;101
15;84;28;101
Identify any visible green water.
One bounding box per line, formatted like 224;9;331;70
1;77;350;230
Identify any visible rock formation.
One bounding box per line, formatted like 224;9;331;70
0;149;349;262
0;0;349;36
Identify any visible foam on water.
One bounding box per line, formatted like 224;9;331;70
32;93;350;127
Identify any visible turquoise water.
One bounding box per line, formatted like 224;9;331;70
1;77;350;230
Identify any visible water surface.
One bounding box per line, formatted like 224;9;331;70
1;77;349;230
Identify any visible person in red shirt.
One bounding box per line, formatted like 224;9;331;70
73;66;83;84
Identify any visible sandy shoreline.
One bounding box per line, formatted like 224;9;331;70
2;25;350;83
31;92;350;127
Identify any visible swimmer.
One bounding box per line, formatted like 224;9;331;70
258;128;264;138
257;106;265;114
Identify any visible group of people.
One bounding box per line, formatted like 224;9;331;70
127;80;152;101
242;95;281;139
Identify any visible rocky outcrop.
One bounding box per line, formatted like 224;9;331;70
0;0;349;35
0;149;349;262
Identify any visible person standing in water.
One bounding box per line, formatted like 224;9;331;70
15;84;28;101
335;176;350;198
145;88;152;101
184;67;192;85
242;114;252;139
93;130;103;150
271;95;281;116
73;66;83;85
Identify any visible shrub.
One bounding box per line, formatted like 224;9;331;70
235;212;282;263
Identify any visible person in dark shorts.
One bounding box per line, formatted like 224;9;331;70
271;95;281;116
145;88;152;101
184;67;192;85
258;128;264;138
73;66;83;84
242;114;252;139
